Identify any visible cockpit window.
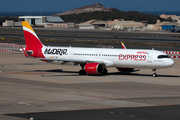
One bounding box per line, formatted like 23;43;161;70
157;55;169;59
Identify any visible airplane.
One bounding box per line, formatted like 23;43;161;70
21;21;175;77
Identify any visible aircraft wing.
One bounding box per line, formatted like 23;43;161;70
38;58;105;65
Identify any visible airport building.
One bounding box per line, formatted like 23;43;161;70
113;21;146;31
2;20;22;27
104;20;146;31
19;16;64;26
44;23;75;28
77;19;107;29
160;14;180;23
153;21;180;30
3;16;64;27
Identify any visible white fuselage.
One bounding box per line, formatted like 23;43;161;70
42;46;174;69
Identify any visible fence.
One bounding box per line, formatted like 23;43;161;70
0;43;26;52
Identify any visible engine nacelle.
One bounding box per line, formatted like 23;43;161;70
116;67;134;72
84;63;104;75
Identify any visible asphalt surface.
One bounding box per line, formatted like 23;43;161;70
0;28;180;120
0;27;180;44
1;27;180;52
0;27;180;52
0;49;180;120
5;105;180;120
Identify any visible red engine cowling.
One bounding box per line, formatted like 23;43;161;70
116;67;134;72
84;63;104;75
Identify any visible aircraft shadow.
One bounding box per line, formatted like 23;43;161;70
35;69;63;72
27;69;180;77
33;69;80;76
34;69;77;73
107;72;180;78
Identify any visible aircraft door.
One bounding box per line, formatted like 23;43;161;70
69;51;74;59
147;52;153;62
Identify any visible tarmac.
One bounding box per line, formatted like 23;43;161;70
1;27;180;45
0;50;180;120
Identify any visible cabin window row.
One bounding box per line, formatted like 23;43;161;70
73;53;119;57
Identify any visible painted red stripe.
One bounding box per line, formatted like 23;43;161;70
169;56;180;58
0;49;11;52
163;51;180;54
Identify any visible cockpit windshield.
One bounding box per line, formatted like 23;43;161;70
157;55;169;59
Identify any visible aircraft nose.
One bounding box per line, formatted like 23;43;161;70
166;59;175;67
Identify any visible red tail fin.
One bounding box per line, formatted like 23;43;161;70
22;21;43;48
121;42;126;49
22;21;45;58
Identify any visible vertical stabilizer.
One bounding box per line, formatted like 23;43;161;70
121;42;126;49
22;21;45;58
22;21;43;48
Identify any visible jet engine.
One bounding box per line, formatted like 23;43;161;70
84;63;105;75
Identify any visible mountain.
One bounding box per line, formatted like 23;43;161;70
54;3;118;16
54;3;160;24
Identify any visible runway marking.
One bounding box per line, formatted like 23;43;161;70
110;111;122;114
17;102;31;105
4;72;47;75
69;90;131;99
125;98;175;106
161;102;166;105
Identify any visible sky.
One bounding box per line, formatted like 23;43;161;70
1;0;180;12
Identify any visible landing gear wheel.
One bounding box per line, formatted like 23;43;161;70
152;69;157;77
103;68;108;75
153;73;157;77
79;70;86;75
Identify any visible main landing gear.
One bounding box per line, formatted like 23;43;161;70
152;69;157;77
79;64;86;75
79;70;86;75
103;68;108;75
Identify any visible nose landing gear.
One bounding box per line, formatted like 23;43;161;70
152;69;157;77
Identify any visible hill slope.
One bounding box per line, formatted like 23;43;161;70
54;3;117;16
54;3;160;24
